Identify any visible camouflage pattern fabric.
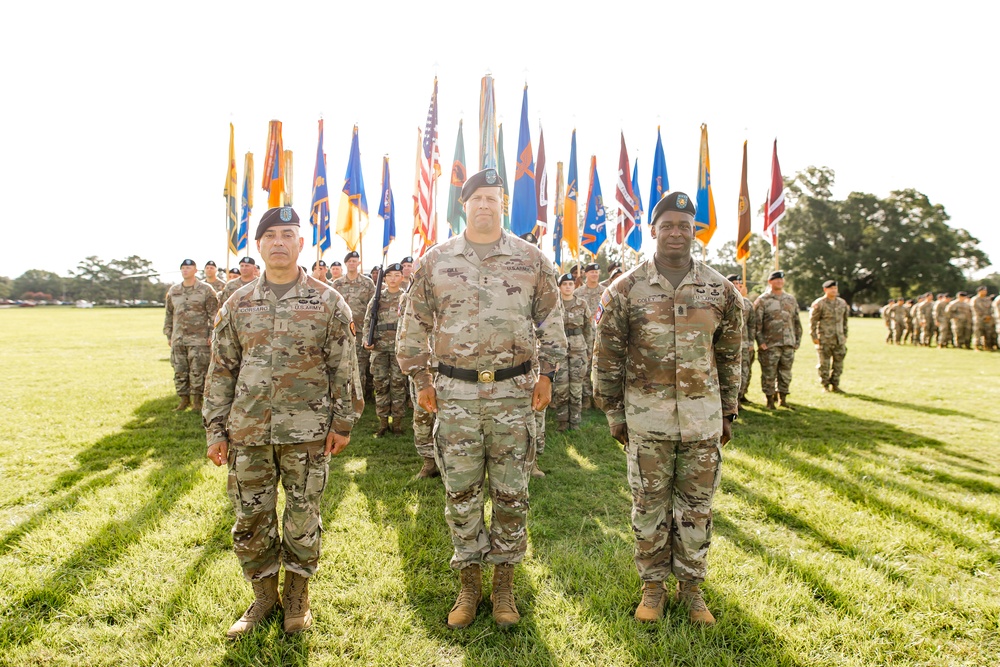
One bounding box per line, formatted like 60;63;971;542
164;281;218;396
333;273;377;396
890;303;906;344
810;295;849;387
592;259;742;442
993;295;1000;344
917;299;936;346
758;346;796;395
363;289;407;420
576;283;604;406
946;300;973;349
554;295;594;427
220;277;257;305
409;378;435;458
226;439;329;581
934;300;952;347
206;277;227;293
971;294;994;349
754;290;801;396
534;409;546;455
434;396;536;569
203;268;363;448
626;435;722;583
170;345;211;396
739;295;756;399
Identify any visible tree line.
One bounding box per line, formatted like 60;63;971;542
0;256;170;303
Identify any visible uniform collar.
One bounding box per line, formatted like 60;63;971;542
451;229;515;264
644;257;707;289
252;267;313;302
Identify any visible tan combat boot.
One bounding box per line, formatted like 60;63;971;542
490;563;520;627
634;581;667;622
226;575;280;639
282;571;313;634
530;461;545;478
446;564;482;629
777;393;795;409
391;419;405;435
374;417;390;438
191;394;203;411
765;394;776;410
417;456;440;478
677;581;716;625
173;396;191;411
556;421;569;432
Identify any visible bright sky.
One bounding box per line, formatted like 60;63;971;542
3;1;997;281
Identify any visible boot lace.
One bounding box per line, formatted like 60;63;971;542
640;582;665;609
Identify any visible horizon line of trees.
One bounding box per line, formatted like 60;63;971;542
0;256;171;303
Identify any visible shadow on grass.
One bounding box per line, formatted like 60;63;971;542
845;392;997;423
0;395;209;647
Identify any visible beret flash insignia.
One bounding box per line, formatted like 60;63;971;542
279;207;293;222
676;194;688;209
486;170;497;184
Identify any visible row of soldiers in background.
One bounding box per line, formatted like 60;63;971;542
882;287;999;350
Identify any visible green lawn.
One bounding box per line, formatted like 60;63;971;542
1;309;998;667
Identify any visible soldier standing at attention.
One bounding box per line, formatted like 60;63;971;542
333;251;377;401
164;259;219;411
203;206;363;639
882;299;893;343
310;260;329;284
396;168;567;630
398;285;440;479
592;191;742;625
754;270;802;409
554;272;594;433
992;293;1000;349
329;261;343;282
933;293;952;348
890;297;907;345
203;260;226;293
916;293;936;346
400;256;415;290
970;286;993;351
947;292;973;349
576;262;604;409
220;257;258;304
809;279;849;392
363;263;408;437
726;274;756;404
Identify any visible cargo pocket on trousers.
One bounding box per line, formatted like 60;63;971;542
304;450;329;533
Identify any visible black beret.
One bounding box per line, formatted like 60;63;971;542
570;265;580;273
957;291;968;297
607;261;621;271
726;274;740;282
311;260;327;269
330;261;342;267
937;293;947;298
460;168;504;202
255;206;300;240
768;270;784;280
204;260;216;267
650;191;697;222
977;285;987;291
401;256;414;264
180;259;196;268
239;256;256;265
609;267;623;278
385;262;403;274
584;263;600;272
519;232;537;244
823;279;837;288
558;272;575;285
344;251;360;261
371;265;381;272
229;268;241;276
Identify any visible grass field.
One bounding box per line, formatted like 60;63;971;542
1;308;998;667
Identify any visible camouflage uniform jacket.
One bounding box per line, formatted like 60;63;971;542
205;277;227;293
993;295;1000;322
754;291;802;348
220;277;258;305
163;281;219;346
396;230;568;400
917;300;934;326
741;296;756;352
933;300;950;324
561;295;595;354
575;284;604;322
592;259;743;441
809;296;849;345
204;268;362;448
946;300;972;324
971;295;993;323
332;274;377;330
362;288;404;353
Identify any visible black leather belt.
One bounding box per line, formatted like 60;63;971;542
376;323;397;331
565;327;583;336
437;360;532;383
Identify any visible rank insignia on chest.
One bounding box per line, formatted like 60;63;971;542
677;305;688;317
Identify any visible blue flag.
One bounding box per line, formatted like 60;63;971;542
335;125;369;252
628;158;642;251
310;119;331;252
510;85;537;237
648;126;669;223
238;152;253;252
378;156;395;257
581;156;606;256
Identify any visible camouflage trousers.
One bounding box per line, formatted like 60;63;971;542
626;434;722;583
410;378;435;458
739;346;755;399
816;342;847;387
936;321;951;347
170;343;210;396
890;320;905;344
972;320;995;349
371;349;407;420
226;440;329;581
434;396;536;569
952;322;972;349
582;357;594;407
534;409;546;455
554;336;588;426
921;322;937;346
353;333;372;396
759;345;796;395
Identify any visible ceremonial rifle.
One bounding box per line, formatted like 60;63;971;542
365;265;385;348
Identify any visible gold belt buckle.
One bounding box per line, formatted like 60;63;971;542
478;370;495;383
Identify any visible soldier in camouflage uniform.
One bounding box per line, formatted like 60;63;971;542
554;272;594;432
947;292;973;349
970;286;994;351
397;168;567;630
809;279;849;392
400;256;414;291
203;207;363;639
933;293;952;348
399;287;439;478
882;299;893;343
916;293;936;346
220;257;258;304
754;270;802;409
903;299;917;345
726;274;756;404
576;262;604;409
993;294;1000;348
333;250;377;402
363;263;408;437
310;260;330;284
329;260;343;282
203;260;227;293
164;259;219;411
593;192;741;626
889;298;906;344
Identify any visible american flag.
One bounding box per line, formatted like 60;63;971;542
416;78;441;253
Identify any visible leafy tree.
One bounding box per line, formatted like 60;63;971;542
0;276;11;300
12;270;64;300
709;236;777;299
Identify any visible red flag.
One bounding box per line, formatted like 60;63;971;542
414;79;440;256
763;139;785;247
533;125;547;242
614;133;638;245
